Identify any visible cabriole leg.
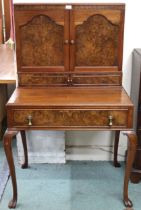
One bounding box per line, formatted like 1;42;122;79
20;130;28;169
123;131;137;207
113;130;121;167
3;129;18;208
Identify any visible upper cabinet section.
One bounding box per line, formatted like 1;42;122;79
14;4;125;73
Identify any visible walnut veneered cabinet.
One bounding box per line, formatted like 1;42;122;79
14;4;124;87
3;4;137;209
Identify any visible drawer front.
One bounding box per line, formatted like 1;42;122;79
18;73;68;86
12;109;128;129
72;74;121;86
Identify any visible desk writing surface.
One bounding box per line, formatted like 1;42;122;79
7;87;133;108
0;44;16;84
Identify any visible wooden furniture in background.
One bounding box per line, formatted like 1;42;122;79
129;49;141;183
3;4;137;208
0;0;2;43
4;0;10;41
0;45;16;83
0;44;16;138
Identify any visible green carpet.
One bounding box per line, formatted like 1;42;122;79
0;160;141;210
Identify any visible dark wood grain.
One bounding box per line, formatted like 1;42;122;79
72;73;121;86
18;73;68;86
12;109;128;128
21;15;64;66
75;15;119;66
18;72;121;86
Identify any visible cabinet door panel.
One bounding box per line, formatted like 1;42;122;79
14;7;69;72
70;6;124;72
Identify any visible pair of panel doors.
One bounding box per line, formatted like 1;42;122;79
14;4;124;73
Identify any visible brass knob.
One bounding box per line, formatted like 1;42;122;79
27;115;32;126
70;40;75;44
108;115;113;126
64;40;69;44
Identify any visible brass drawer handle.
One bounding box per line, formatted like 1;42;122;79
108;115;113;126
27;115;32;126
64;40;69;44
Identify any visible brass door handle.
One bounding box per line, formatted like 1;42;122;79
67;77;73;86
67;78;72;83
27;115;32;126
70;40;75;44
108;115;113;126
64;40;69;44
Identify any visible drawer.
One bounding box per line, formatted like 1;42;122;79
18;73;68;86
72;73;121;86
11;109;129;129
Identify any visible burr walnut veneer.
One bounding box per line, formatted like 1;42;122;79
3;3;137;209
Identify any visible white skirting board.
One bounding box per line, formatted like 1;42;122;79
66;145;126;161
66;131;127;161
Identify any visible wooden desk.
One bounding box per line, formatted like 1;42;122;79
3;4;137;209
4;86;137;209
0;44;16;137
